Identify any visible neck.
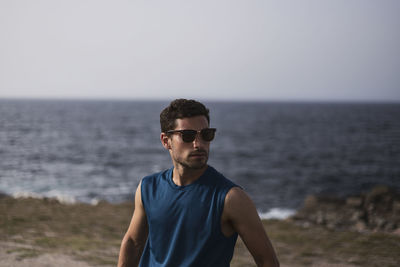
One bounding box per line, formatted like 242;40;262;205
172;165;208;186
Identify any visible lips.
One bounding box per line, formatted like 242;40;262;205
189;151;207;158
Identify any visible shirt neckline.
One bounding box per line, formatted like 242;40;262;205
167;166;211;191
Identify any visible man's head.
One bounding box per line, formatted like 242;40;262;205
160;99;213;171
160;99;210;133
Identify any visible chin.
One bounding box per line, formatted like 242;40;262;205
185;161;208;170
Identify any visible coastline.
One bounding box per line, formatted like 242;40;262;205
5;190;297;220
1;193;399;266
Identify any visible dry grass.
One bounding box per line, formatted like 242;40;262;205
1;196;399;266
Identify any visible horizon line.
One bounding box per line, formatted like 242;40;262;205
0;96;399;104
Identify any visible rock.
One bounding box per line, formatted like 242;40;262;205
303;195;319;210
316;211;325;225
290;185;400;234
366;185;391;199
364;185;394;212
346;196;363;208
392;200;400;213
355;221;367;232
352;210;365;220
392;228;400;236
384;222;396;231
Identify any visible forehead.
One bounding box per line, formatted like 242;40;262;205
174;116;209;130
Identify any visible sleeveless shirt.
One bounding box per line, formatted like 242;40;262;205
139;166;238;267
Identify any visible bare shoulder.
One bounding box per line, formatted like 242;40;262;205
224;187;280;266
135;180;143;202
222;186;260;227
125;180;147;238
134;180;146;214
225;187;255;212
226;186;249;200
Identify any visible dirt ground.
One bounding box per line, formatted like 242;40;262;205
1;241;92;267
1;196;399;266
0;242;359;267
0;240;357;267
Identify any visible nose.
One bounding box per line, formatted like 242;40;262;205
192;133;204;147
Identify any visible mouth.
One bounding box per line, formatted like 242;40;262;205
189;151;207;158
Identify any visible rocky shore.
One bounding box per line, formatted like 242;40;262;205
290;185;400;234
1;187;400;266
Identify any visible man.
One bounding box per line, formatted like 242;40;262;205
118;99;279;267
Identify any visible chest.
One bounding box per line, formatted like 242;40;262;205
146;185;221;232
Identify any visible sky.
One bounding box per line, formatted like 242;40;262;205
0;0;399;102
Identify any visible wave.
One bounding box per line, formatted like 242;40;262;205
12;191;79;205
9;190;298;219
258;208;296;220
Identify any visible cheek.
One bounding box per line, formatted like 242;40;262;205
170;139;183;151
171;141;193;154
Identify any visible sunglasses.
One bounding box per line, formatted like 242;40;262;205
167;128;216;143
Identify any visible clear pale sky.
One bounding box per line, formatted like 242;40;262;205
1;0;399;102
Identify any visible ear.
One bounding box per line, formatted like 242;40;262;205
160;132;171;150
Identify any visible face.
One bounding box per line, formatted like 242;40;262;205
161;115;211;170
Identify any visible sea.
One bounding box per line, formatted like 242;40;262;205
1;99;399;219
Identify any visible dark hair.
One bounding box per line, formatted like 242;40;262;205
160;99;210;132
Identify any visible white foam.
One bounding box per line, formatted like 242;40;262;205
90;198;100;206
258;208;296;220
13;191;43;199
12;191;77;205
46;190;77;204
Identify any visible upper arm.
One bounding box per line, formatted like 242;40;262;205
223;187;279;267
118;181;148;266
124;181;148;245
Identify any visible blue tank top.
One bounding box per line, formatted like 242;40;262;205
139;166;239;267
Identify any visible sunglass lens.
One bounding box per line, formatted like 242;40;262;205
201;129;215;142
181;130;197;142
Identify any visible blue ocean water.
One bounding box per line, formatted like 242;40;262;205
1;99;399;217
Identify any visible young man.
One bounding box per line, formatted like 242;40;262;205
118;99;279;267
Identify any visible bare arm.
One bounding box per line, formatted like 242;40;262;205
118;181;148;267
222;187;279;267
